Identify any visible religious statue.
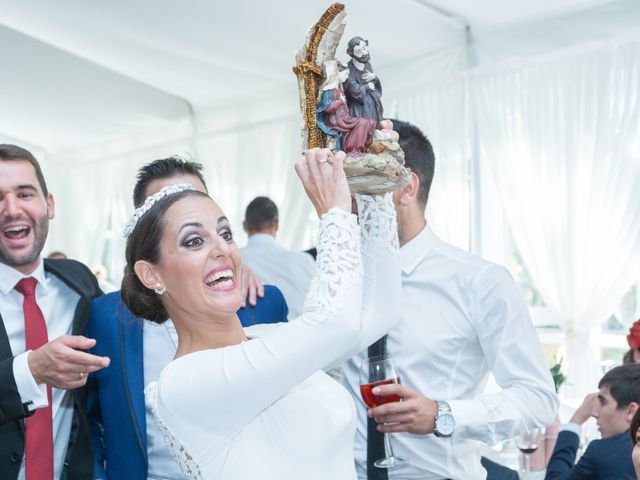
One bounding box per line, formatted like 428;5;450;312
316;61;376;155
343;36;383;124
293;3;410;193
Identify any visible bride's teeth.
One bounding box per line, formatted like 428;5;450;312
204;269;234;286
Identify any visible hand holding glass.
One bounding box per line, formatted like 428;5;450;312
359;356;405;469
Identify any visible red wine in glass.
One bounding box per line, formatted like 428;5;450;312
360;378;401;408
359;356;405;469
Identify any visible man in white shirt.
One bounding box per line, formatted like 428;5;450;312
241;196;315;319
0;144;110;480
340;121;558;479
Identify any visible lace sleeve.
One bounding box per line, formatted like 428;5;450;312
302;207;362;315
355;192;399;251
323;192;402;372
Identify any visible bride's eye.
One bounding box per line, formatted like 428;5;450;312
183;236;204;248
219;228;233;242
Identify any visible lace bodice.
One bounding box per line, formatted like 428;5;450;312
145;195;402;480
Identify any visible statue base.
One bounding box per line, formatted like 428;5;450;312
341;128;411;194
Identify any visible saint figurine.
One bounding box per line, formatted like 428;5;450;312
317;60;376;156
343;36;383;124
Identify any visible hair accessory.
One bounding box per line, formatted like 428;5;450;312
154;284;167;296
123;183;195;238
627;319;640;350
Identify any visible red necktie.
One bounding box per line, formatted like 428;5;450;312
15;277;54;480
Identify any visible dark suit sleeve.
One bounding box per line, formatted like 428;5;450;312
0;357;32;424
545;430;598;480
86;299;107;479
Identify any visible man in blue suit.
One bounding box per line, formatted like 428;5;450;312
87;157;289;479
545;363;640;479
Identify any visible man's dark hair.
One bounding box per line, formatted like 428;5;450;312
346;36;368;58
244;196;278;232
389;120;435;208
0;144;48;196
599;363;640;408
133;156;207;207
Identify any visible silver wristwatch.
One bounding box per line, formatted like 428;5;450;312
434;401;455;438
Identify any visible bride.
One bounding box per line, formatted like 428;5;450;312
120;147;401;479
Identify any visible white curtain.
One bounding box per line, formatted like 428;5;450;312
45;122;195;283
194;117;312;251
473;40;640;398
391;81;470;250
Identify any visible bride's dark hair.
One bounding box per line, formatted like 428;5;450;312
121;189;208;323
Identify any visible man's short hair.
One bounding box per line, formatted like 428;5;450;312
346;36;368;58
0;144;48;196
389;120;435;208
599;363;640;408
133;156;207;207
244;196;278;232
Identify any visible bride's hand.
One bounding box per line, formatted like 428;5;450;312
295;148;351;217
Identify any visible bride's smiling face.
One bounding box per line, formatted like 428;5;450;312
149;195;244;319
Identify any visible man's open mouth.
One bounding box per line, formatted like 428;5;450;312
3;225;31;240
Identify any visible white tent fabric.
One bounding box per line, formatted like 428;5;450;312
474;40;640;398
2;0;640;397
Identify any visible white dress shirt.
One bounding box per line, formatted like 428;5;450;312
0;260;79;480
142;319;189;480
341;224;558;480
241;233;315;320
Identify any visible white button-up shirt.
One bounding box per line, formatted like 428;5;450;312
0;260;79;480
341;224;558;479
241;233;315;320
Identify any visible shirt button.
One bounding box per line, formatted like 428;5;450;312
10;452;21;463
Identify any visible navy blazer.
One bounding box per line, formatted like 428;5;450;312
86;287;288;480
545;429;636;480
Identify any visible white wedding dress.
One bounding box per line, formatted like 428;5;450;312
145;194;401;480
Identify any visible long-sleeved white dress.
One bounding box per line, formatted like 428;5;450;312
145;194;400;479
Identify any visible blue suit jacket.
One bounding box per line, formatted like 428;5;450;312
545;429;636;480
86;287;288;480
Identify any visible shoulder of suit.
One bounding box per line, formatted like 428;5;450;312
91;290;121;309
44;258;101;296
262;284;285;302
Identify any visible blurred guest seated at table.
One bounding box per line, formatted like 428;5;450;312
623;318;640;365
631;409;640;479
545;363;640;479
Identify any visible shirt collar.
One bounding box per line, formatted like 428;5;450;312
400;222;437;275
0;259;48;295
248;233;276;245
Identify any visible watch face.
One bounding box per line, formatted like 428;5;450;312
436;413;455;436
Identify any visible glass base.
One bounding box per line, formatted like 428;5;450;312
374;455;405;469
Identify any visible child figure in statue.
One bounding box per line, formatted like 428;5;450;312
316;61;376;156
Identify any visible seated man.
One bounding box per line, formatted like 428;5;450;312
545;363;640;479
87;157;288;480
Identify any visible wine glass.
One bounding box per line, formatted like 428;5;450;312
359;355;405;469
516;428;542;478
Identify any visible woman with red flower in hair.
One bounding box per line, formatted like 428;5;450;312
623;319;640;364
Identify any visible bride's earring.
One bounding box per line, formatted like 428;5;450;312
154;284;167;296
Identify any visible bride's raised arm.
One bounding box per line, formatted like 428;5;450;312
149;149;400;440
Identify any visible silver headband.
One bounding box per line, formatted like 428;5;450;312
123;183;195;238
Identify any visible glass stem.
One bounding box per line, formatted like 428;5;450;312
383;432;394;459
525;453;531;473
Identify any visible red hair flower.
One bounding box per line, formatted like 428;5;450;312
627;319;640;350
